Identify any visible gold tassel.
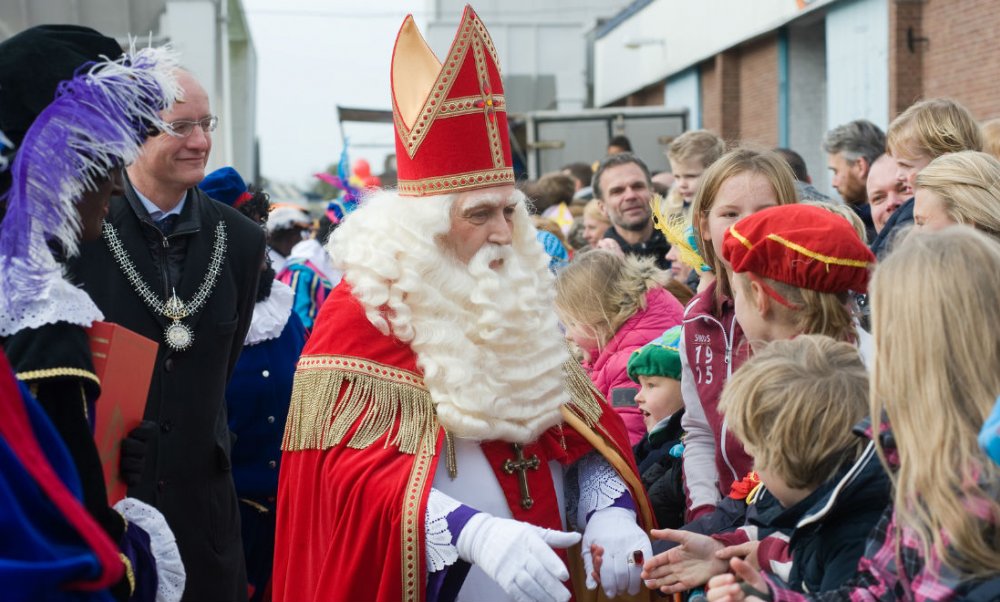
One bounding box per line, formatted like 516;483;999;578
282;355;437;455
562;359;604;428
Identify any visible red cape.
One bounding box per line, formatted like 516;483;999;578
274;283;654;602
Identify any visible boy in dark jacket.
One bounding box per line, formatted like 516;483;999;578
628;325;687;529
715;335;891;593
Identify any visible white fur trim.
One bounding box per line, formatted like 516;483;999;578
114;497;186;602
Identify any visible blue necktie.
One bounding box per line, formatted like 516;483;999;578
155;214;179;236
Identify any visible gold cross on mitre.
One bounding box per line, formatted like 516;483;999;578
502;444;541;509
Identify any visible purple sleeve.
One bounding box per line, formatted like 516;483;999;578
119;521;158;602
426;504;478;602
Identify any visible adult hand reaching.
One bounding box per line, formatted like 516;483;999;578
641;528;727;594
581;507;652;597
706;557;771;602
455;512;581;602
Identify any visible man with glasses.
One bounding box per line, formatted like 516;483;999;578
72;68;265;602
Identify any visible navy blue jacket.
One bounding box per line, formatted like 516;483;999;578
226;312;305;499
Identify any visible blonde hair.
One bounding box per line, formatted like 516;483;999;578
803;200;868;244
583;198;610;225
980;117;1000;160
554;250;670;346
734;273;857;342
720;335;868;490
532;215;570;249
870;228;1000;577
690;148;798;302
886;98;983;160
668;130;726;167
914;150;1000;239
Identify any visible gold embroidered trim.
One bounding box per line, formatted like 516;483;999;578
239;498;270;513
119;553;136;596
766;233;872;269
400;431;437;602
282;355;437;455
396;168;514;196
472;37;506;169
562;359;604;428
394;14;474;158
15;367;100;386
433;94;507;119
394;10;505;161
728;224;754;250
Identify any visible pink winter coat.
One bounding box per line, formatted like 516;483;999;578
583;287;685;445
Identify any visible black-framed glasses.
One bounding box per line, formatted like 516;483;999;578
163;115;218;137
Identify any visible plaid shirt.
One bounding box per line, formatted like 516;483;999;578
765;498;992;601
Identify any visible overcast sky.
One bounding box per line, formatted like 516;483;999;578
243;0;426;187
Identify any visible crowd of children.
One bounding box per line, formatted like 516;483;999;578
541;96;1000;601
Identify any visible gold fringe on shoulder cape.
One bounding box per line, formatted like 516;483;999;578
282;353;607;456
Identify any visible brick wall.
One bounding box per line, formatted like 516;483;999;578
921;0;1000;119
889;0;924;118
700;51;741;142
737;36;779;147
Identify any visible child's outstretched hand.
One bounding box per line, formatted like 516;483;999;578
706;557;771;602
641;528;727;594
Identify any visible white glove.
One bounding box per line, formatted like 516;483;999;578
581;506;652;598
455;512;581;602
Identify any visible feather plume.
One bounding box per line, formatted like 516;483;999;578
0;43;181;304
650;193;711;273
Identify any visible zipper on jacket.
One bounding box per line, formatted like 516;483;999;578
719;314;741;483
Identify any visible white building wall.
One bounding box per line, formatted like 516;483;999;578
424;0;632;111
787;20;830;193
593;0;796;107
825;0;889;132
665;68;700;129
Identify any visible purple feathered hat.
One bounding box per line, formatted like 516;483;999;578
0;41;181;307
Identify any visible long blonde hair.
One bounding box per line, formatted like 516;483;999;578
886;98;983;159
690;148;798;302
914;150;1000;239
554;250;670;346
870;227;1000;577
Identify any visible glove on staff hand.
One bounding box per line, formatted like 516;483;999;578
455;512;581;602
581;506;652;597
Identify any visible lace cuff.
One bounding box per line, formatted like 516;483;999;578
577;452;630;527
425;489;477;573
114;498;186;602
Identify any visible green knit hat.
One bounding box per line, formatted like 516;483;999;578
627;325;683;383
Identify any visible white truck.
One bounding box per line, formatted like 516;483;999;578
512;106;689;179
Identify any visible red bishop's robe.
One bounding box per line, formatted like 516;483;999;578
273;283;656;602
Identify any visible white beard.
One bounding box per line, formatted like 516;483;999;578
329;190;569;443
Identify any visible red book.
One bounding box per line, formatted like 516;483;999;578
87;321;158;504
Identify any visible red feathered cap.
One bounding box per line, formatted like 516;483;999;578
722;204;876;294
390;5;514;197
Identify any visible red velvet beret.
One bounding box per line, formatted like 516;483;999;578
722;204;876;294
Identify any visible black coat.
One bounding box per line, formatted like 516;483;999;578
70;180;265;602
751;441;891;593
632;409;685;529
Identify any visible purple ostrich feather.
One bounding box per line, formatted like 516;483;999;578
0;44;180;303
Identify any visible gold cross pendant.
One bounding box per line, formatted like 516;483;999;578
502;443;541;509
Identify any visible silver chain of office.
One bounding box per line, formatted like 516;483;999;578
102;220;227;351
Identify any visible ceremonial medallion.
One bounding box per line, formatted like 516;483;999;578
165;321;194;351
